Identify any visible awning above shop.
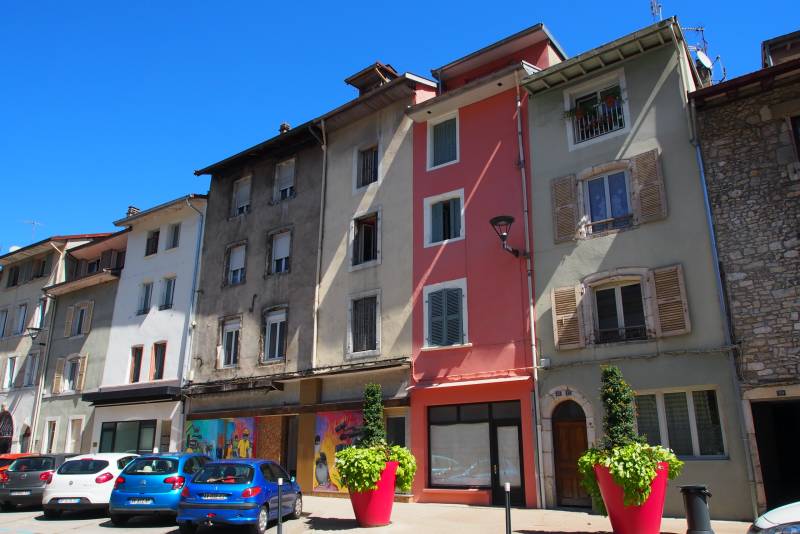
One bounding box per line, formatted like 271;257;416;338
409;375;531;391
82;385;181;406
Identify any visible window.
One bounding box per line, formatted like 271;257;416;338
263;310;287;362
232;176;251;216
424;279;467;347
87;259;101;274
151;342;166;380
593;282;646;344
274;159;295;202
220;318;240;368
160;277;176;310
570;84;625;145
99;420;156;455
349;294;379;355
138;282;153;315
63;358;80;392
13;303;27;335
584;171;632;233
167;223;181;249
145;230;160;256
66;418;83;454
33;254;51;279
34;297;47;329
67;302;92;337
44;420;57;454
0;310;7;338
635;389;725;458
226;245;246;285
22;353;38;387
130;347;143;383
52;356;85;394
2;358;16;389
428;114;458;169
386;416;406;447
270;232;291;274
357;146;379;188
424;190;464;246
6;266;19;288
352;213;379;267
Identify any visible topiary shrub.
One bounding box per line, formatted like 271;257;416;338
577;366;683;515
335;383;417;494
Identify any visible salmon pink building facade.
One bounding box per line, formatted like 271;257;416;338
407;25;564;507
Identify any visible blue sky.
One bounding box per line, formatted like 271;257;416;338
1;1;796;252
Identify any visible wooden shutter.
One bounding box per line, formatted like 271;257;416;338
82;302;94;334
551;285;585;350
444;288;463;345
428;290;444;346
551;174;578;243
652;264;691;337
449;198;461;239
631;149;667;224
52;358;65;394
64;306;75;338
100;250;114;269
76;355;88;391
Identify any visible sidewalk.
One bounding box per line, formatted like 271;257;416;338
282;496;751;533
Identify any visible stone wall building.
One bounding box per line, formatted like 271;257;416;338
691;40;800;511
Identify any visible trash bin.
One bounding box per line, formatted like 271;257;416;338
679;485;714;534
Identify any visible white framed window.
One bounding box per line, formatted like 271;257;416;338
232;176;252;216
23;353;39;387
138;282;153;315
423;189;465;247
270;231;291;274
34;297;47;329
592;281;647;344
0;309;7;338
347;291;380;357
423;278;468;348
262;309;287;362
68;302;92;337
274;159;296;202
226;244;246;285
129;346;143;383
167;223;181;249
564;69;630;151
220;318;241;368
145;230;160;256
355;145;379;190
63;358;81;392
427;112;459;170
160;277;176;310
635;388;727;458
350;210;381;270
13;303;27;335
2;357;16;389
43;419;59;454
583;170;633;234
65;416;84;454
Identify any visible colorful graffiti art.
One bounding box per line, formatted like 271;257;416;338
184;418;256;460
313;410;363;493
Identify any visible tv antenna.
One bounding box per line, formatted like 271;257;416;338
650;0;663;21
23;220;44;241
682;26;727;85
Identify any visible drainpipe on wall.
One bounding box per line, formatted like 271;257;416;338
310;119;328;370
514;70;547;508
180;197;205;387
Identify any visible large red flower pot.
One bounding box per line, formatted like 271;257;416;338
594;461;669;534
349;461;398;527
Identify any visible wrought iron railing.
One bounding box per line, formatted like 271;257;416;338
572;100;625;144
596;325;647;344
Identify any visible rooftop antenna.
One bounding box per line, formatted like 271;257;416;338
23;220;44;241
650;0;663;21
682;26;727;85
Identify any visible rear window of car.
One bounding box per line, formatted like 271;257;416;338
58;459;110;475
194;464;253;484
124;458;178;475
0;459;15;469
9;457;54;472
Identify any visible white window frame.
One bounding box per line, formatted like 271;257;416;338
581;170;634;235
227;244;247;285
352;141;381;193
23;352;39;387
427;111;460;171
167;223;181;249
145;230;160;257
138;281;153;315
422;277;469;349
262;309;288;363
129;346;144;384
62;357;81;393
13;303;27;336
273;159;296;202
220;318;241;368
591;280;647;343
423;188;465;248
34;297;47;329
635;386;728;459
346;289;381;358
160;276;176;310
270;231;291;275
42;418;59;454
232;175;252;216
70;302;89;337
2;357;16;389
564;69;631;152
65;415;85;454
349;207;382;272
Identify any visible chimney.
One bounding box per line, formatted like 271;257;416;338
126;206;140;217
279;122;291;134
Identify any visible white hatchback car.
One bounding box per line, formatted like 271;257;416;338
749;501;800;533
42;453;138;518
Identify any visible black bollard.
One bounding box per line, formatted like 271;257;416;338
505;482;511;534
679;485;714;534
277;477;283;534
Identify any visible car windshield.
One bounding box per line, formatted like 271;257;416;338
9;457;54;472
124;458;178;475
194;464;253;484
58;459;110;475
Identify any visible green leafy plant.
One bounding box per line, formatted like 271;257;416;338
578;366;684;515
335;384;417;494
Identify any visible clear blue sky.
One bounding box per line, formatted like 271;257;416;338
1;1;796;252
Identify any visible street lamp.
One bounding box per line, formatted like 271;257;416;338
489;215;527;258
25;327;46;346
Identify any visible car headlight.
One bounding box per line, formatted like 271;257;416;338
750;523;800;534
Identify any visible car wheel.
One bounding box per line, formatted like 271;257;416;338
110;514;129;526
43;509;61;519
248;505;269;534
289;494;302;519
178;522;197;534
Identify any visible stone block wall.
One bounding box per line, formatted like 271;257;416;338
696;80;800;390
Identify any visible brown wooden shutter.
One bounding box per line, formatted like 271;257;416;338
64;306;75;338
631;149;667;224
82;302;94;334
76;355;88;391
551;285;585;349
551;174;578;243
52;358;65;394
652;264;691;337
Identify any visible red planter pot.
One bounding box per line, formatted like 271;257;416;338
594;461;669;534
348;461;398;527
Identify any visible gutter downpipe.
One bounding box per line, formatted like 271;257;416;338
310;119;328;370
514;70;546;508
29;241;65;452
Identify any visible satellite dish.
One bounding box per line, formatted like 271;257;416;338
696;50;714;70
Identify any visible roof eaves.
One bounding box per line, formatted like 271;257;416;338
113;194;207;227
0;233;112;264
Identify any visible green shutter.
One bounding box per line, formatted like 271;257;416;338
432;118;457;167
444;288;463;345
431;202;444;243
428;290;444;345
449;198;461;239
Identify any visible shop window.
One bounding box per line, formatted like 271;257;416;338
99;420;157;455
386;416;406;447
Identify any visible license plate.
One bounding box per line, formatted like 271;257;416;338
10;491;30;496
58;498;80;504
201;494;227;500
129;498;153;505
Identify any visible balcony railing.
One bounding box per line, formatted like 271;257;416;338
596;325;647;344
572;99;625;144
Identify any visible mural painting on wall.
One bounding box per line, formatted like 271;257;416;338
314;410;363;493
184;418;256;460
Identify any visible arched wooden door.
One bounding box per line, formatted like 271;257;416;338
553;400;590;507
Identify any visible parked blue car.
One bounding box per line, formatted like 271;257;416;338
109;453;211;525
177;459;302;534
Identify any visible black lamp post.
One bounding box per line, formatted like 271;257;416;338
489;215;526;258
26;327;46;346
